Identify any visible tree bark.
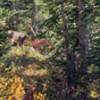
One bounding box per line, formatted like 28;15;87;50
75;0;90;75
8;0;19;30
32;0;37;33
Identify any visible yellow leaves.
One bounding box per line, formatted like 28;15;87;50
9;46;47;61
0;20;6;30
9;46;25;56
0;97;5;100
8;75;25;100
88;64;97;74
23;66;48;78
0;75;24;99
90;89;100;98
27;47;46;61
34;92;46;100
89;79;100;98
8;96;16;100
0;76;7;93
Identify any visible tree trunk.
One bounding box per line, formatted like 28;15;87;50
75;0;90;75
8;0;19;30
32;0;37;33
60;1;76;99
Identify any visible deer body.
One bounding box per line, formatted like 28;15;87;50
32;39;52;49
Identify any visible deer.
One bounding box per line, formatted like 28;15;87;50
7;30;27;45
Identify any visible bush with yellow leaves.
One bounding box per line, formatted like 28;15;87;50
7;75;25;100
9;46;47;61
0;76;9;97
34;92;46;100
89;79;100;99
90;89;100;98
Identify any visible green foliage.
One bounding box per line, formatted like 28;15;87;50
0;0;100;99
0;32;7;42
88;64;100;74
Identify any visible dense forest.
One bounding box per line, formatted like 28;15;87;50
0;0;100;100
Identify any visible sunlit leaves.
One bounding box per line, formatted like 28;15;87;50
0;75;25;99
88;64;100;74
34;92;46;100
8;75;25;100
89;79;100;99
90;89;100;98
23;66;48;78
